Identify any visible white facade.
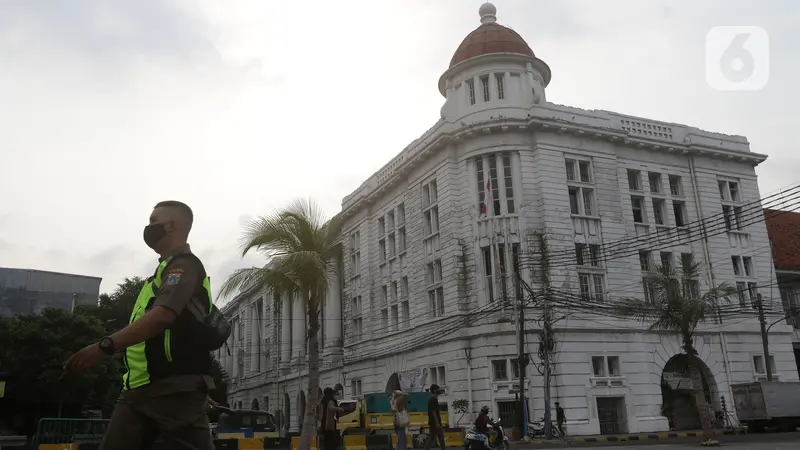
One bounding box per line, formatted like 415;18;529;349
219;3;799;436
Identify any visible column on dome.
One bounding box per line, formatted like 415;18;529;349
292;293;307;360
324;256;343;356
280;293;292;367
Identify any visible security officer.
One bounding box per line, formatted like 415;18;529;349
65;200;215;450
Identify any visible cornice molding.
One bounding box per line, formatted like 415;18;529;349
340;117;767;220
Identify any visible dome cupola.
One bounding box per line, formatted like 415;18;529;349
438;3;551;121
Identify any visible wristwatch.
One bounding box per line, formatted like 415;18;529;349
98;336;115;356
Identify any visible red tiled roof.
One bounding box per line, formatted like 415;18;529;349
449;23;534;68
764;208;800;271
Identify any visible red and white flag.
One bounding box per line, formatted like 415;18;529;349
480;179;492;216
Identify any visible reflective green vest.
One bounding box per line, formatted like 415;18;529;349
122;256;214;390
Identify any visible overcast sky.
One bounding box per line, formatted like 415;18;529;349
1;0;797;301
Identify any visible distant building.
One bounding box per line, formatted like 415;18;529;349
0;267;102;316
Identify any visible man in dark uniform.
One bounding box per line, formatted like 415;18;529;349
65;200;215;450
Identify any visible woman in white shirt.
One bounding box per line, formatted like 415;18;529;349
390;390;410;450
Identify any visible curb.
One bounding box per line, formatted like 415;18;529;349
517;429;734;445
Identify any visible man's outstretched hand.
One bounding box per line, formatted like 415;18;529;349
64;343;106;374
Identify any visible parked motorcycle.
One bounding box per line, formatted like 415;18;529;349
464;417;509;450
527;418;562;439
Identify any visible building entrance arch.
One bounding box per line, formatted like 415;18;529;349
251;398;259;410
660;354;719;430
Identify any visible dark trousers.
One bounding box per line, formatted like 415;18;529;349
424;426;446;450
556;420;565;437
100;386;213;450
323;430;341;450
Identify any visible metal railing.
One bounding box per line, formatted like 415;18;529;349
32;418;109;447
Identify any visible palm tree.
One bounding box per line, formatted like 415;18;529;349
220;198;343;450
613;254;736;442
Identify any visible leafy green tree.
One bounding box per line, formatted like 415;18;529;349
95;277;146;333
613;254;736;442
0;308;115;423
220;198;342;450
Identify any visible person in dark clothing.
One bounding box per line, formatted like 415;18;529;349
474;405;490;433
424;384;446;450
64;201;215;450
320;388;343;450
555;402;566;437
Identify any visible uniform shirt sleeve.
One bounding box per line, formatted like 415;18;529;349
153;256;203;315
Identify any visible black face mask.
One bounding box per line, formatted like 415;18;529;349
143;223;168;249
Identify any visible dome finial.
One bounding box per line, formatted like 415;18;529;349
479;2;497;24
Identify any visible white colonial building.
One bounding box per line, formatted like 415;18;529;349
219;3;799;436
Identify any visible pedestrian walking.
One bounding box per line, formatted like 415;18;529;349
424;384;447;450
555;402;566;438
390;390;410;450
320;388;344;450
64;200;229;450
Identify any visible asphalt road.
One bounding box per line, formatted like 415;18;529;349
512;431;800;448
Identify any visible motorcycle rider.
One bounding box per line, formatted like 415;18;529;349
474;406;491;434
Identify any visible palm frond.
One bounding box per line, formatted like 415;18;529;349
217;265;297;299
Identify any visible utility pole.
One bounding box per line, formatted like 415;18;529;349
537;233;554;440
516;276;527;437
756;294;773;381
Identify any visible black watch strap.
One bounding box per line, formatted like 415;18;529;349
99;336;115;355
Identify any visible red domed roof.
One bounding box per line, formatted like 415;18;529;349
449;22;535;68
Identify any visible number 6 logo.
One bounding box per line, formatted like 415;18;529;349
705;26;769;91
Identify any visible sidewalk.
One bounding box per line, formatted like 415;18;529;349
513;429;735;446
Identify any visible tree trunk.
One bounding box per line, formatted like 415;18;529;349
298;297;321;450
688;358;714;439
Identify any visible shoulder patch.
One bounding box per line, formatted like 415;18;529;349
165;272;183;286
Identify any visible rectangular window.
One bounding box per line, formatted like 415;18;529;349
351;379;362;397
466;79;475;105
592;355;622;377
496;74;505;99
430;365;447;386
391;305;398;331
639;250;651;272
579;274;605;302
579;161;592;183
660;252;672;272
401;301;409;328
388;233;396;258
429;287;445;317
378;217;385;236
401;276;409;298
387;211;395;230
482;246;494;302
649;172;662;193
732;256;742;276
673;201;687;227
510;359;520;379
565;160;576;182
492;360;508;381
352;317;362;341
753;355;776;375
381;285;388;304
480;75;490;102
652;198;666;225
569;187;596;216
747;282;759;299
423;180;438;206
381;308;388;329
427;259;443;285
489;157;500;215
669;175;683;196
398;227;406;252
391;281;398;302
627;169;642;191
729;181;740;202
743;257;753;277
503;154;515;214
424;207;440;235
631;197;645;223
379;238;387;263
681;253;693;269
397;203;405;224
